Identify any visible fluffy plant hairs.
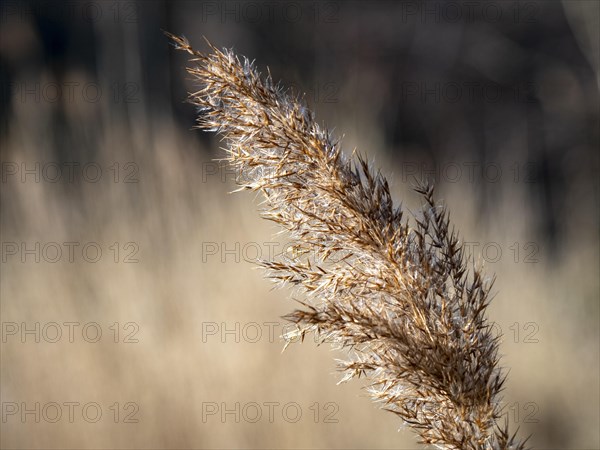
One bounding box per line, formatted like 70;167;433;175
167;33;530;449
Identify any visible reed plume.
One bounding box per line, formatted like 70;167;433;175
168;33;530;449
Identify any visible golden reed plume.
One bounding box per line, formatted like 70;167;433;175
167;32;530;449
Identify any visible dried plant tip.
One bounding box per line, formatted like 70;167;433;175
168;32;531;450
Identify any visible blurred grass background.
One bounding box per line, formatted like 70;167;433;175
0;1;599;448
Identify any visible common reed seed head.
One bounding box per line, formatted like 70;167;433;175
167;32;531;450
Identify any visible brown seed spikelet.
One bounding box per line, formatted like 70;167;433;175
167;32;531;450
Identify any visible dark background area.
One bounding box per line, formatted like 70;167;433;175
2;0;598;254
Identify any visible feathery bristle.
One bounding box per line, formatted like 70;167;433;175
168;32;530;449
